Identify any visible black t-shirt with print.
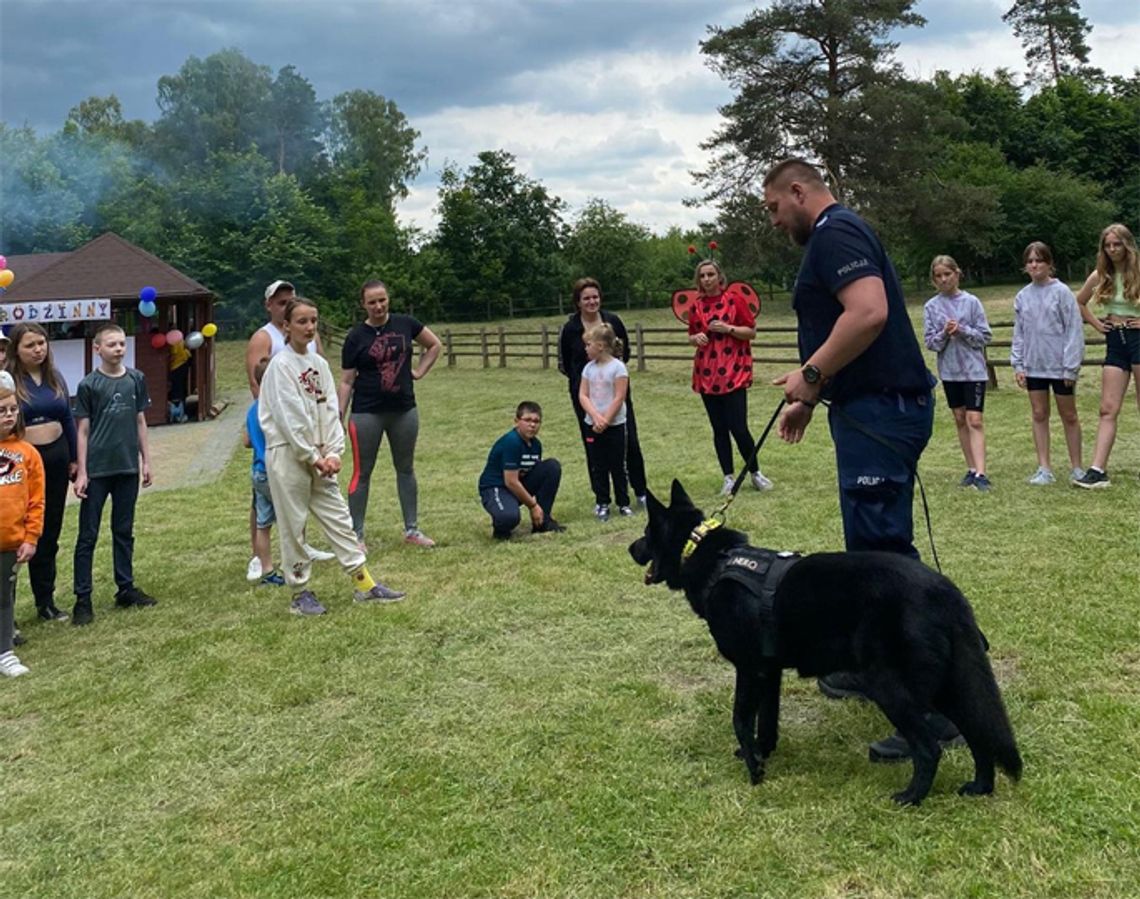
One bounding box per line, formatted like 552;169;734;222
341;315;424;414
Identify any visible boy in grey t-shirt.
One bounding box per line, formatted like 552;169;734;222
71;322;157;625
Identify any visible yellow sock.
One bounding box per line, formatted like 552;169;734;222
351;565;376;591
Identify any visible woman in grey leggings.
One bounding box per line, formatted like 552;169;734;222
337;281;442;547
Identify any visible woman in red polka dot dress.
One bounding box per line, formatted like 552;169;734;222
687;260;773;494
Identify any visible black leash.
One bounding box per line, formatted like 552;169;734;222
711;396;941;574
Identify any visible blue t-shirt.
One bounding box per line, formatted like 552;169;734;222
478;429;541;491
793;204;931;403
246;400;267;473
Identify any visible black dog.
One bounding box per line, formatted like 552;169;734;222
629;480;1022;806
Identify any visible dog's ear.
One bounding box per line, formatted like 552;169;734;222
670;479;693;509
645;489;665;517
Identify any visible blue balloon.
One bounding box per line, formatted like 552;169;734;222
138;300;157;317
139;286;157;303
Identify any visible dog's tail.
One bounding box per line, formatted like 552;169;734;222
946;621;1023;781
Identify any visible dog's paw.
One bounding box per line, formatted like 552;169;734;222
957;780;994;797
891;788;923;807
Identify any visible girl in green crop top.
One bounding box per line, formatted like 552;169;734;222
1074;223;1140;488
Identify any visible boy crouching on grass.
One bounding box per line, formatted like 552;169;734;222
71;322;158;626
478;401;565;540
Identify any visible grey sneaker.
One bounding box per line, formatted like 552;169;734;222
619;505;634;516
290;591;327;616
1027;466;1055;486
721;474;735;496
594;503;610;522
1073;468;1110;489
354;583;406;604
1070;467;1086;482
750;470;773;491
403;528;436;548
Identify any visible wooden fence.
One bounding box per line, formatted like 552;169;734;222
321;319;1107;389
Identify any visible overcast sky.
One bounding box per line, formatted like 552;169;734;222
2;0;1136;235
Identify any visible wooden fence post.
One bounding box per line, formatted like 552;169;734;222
498;325;506;367
541;324;550;369
445;329;455;367
636;323;646;372
480;328;489;368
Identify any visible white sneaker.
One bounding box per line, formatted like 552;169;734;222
304;543;335;562
403;528;436;548
750;471;773;491
246;556;263;583
0;651;30;677
722;475;735;496
1027;466;1055;486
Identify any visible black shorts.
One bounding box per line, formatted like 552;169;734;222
1025;376;1074;396
1104;327;1140;371
942;380;986;412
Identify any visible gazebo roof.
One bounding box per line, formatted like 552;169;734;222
2;232;211;302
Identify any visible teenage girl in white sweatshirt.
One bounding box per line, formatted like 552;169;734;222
259;297;405;615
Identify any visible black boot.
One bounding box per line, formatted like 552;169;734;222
72;596;94;626
868;713;965;763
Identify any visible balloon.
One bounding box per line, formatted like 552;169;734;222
138;300;157;317
0;255;6;268
185;331;205;350
166;329;183;345
150;333;167;349
0;270;14;289
201;323;218;338
139;286;157;303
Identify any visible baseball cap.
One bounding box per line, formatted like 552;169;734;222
264;280;295;300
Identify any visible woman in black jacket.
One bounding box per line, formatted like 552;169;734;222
558;277;647;506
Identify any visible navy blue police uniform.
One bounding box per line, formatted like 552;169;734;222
793;204;935;558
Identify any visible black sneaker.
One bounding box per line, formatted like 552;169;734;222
1072;468;1110;489
13;628;25;646
817;671;869;701
537;518;566;534
37;603;70;622
958;470;976;487
115;587;158;608
972;474;993;492
868;714;965;763
72;598;94;626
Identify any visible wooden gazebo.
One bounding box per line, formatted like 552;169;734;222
1;233;216;425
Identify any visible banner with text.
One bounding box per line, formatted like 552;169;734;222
0;299;112;324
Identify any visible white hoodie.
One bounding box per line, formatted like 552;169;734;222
259;346;344;466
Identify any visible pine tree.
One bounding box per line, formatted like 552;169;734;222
1002;0;1092;85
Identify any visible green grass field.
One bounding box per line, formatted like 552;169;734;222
3;286;1138;898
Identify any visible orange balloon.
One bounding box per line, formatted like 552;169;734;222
0;270;14;289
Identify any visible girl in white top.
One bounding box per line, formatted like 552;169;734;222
578;323;632;520
259;297;405;615
1010;241;1085;485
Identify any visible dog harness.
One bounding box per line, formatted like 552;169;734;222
713;546;801;660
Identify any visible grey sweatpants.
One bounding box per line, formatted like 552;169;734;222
1;552;16;654
346;408;420;539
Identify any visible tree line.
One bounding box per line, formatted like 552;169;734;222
1;1;1135;330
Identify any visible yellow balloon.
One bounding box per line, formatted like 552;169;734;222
0;270;14;288
201;322;218;338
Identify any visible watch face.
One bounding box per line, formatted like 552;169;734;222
803;365;820;384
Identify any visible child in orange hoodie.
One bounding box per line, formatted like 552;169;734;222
1;371;44;677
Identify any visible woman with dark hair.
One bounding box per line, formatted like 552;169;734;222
558;277;647;507
687;259;773;495
337;280;441;548
5;323;76;621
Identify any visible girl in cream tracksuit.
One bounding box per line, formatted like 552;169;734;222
1;371;44;676
258;298;405;616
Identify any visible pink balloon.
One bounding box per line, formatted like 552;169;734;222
166;329;184;345
0;255;6;269
151;333;167;350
